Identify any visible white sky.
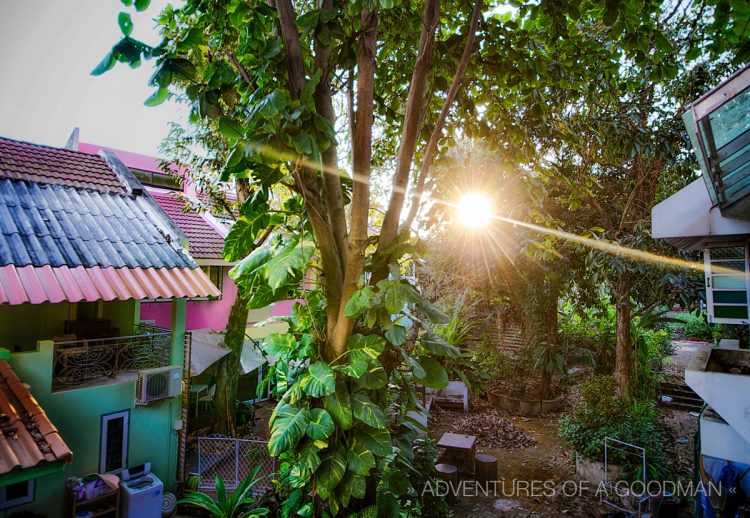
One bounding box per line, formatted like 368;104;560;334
0;0;183;155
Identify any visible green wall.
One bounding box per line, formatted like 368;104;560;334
0;303;72;352
3;299;186;517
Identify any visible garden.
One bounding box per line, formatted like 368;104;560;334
90;0;750;516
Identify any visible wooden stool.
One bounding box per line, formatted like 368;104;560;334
475;454;498;485
435;463;458;503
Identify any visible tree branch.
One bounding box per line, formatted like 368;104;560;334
401;0;483;232
329;9;379;357
374;0;441;265
276;0;306;98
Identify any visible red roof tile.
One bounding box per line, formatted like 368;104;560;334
0;360;72;476
151;191;226;260
0;137;126;194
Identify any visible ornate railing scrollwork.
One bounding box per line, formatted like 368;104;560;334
52;326;172;391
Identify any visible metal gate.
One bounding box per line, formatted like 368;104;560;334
197;436;275;495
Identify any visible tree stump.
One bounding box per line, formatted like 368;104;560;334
435;463;459;503
475;454;498;485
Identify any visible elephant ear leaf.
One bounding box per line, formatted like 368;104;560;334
268;404;309;456
306;408;334;440
323;379;353;430
414;356;449;389
301;361;336;397
351;392;386;429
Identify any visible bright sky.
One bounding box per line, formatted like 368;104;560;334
0;0;183;156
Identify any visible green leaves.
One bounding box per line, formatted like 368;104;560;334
354;426;392;456
218;115;245;140
414;357;449;389
323;379;353;430
347;334;386;363
266;235;315;290
382;281;421;313
351;392;386;429
385;324;407;346
356;361;388;389
306;408;334;440
144;87;169;107
316;448;347;499
262;333;296;357
268;404;308;456
301;362;336;397
347;439;376;475
343;287;375;318
134;0;150;10
118;12;133;37
91;51;116;76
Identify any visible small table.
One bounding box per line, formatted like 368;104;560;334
437;432;477;474
190;384;208;418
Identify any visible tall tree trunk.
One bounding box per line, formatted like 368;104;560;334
538;284;559;400
212;292;250;435
614;272;633;404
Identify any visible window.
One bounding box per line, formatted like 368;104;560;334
705;244;750;324
0;480;34;510
131;168;181;190
100;410;130;473
199;266;223;299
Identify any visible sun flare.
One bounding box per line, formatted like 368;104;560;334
456;193;493;229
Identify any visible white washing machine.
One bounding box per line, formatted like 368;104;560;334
119;463;164;518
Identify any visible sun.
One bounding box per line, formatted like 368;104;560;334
456;193;493;229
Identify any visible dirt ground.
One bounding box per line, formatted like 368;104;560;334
430;403;611;517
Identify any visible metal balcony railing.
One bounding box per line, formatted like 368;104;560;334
52;324;171;391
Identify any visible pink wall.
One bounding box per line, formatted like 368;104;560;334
141;268;238;331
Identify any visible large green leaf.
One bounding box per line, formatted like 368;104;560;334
347;334;386;363
347;438;376;475
300;361;335;397
306;408;334;440
332;359;368;379
228;245;271;280
218;115;245;140
268;404;309;456
401;350;426;378
383;282;421;313
297;439;321;474
323;379;353;430
414;357;449;389
351;392;386;429
355;361;388;389
266;235;314;290
134;0;150;10
421;332;461;358
354;426;392;456
91;51;116;76
343;287;375;318
262;333;296;358
385;323;407;346
337;471;366;508
118;12;133;36
316;447;347;499
144;87;169;107
416;301;450;324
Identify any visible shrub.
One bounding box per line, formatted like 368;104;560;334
559;376;671;482
671;312;711;341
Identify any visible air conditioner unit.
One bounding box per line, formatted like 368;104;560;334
136;366;182;405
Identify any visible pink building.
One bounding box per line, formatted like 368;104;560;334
73;137;294;333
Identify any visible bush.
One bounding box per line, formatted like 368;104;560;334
671;312;712;341
559;376;671;482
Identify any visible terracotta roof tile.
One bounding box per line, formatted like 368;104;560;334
0;360;72;476
151;191;226;260
0;138;126;194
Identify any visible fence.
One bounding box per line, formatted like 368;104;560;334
52;324;171;390
197;436;275;495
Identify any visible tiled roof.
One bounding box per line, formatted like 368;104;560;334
0;360;72;476
151;191;226;260
0;264;221;304
0;138;126;194
0;178;195;269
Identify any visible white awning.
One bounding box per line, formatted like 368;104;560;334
189;329;268;377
